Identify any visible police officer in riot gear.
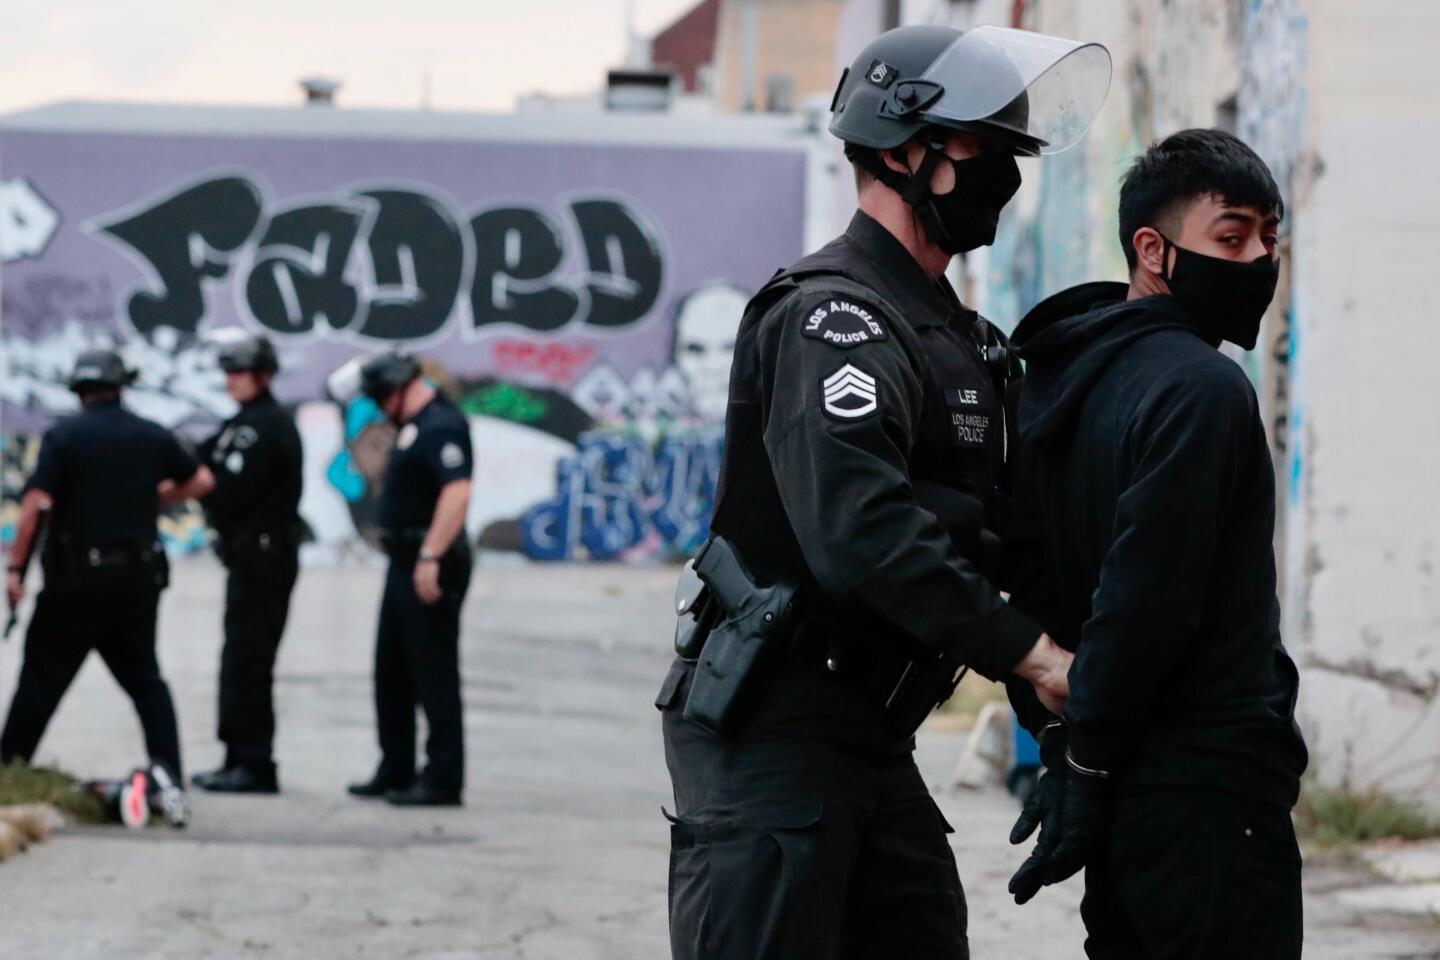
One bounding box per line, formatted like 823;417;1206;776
338;352;474;807
657;25;1110;958
190;334;304;795
2;349;215;825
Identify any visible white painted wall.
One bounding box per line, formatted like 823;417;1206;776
874;0;1440;809
1282;0;1440;806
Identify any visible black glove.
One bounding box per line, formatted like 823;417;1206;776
1007;764;1066;904
1040;758;1112;886
1008;723;1069;905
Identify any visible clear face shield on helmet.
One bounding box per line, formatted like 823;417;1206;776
915;25;1111;155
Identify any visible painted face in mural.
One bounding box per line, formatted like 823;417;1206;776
673;284;748;423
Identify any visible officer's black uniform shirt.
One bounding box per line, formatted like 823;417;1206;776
378;393;474;534
198;391;303;541
29;397;199;544
714;211;1040;681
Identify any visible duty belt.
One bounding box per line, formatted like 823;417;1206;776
53;538;158;569
791;624;967;738
379;529;463;565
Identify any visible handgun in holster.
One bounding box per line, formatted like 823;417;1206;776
671;535;796;738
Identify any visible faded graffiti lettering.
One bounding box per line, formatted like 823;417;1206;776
93;174;668;342
469;206;581;332
2;273;115;334
0;321;234;428
0;178;61;263
492;340;597;385
97;176;266;336
243;200;368;336
350;188;467;341
571;198;664;328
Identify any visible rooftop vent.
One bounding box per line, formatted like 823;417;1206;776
299;76;342;107
605;69;674;112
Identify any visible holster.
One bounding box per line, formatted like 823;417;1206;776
676;536;796;738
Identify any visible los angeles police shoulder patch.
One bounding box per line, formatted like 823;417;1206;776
800;297;888;350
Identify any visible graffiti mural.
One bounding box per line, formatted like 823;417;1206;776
514;282;746;561
96;175;667;343
1;117;803;559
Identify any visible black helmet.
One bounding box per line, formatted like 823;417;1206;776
69;349;136;392
829;25;1111;157
217;334;279;374
358;351;421;403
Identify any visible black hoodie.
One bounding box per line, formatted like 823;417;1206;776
1006;282;1308;807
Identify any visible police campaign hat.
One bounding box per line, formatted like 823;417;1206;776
216;334;280;374
69;349;137;392
829;25;1111;156
358;351;421;402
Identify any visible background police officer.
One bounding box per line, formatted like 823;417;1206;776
2;349;215;824
657;25;1109;959
190;334;303;795
341;352;474;807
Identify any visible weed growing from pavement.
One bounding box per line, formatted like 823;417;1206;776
1294;781;1440;848
0;761;106;823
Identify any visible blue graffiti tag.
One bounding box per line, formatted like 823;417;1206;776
520;428;722;561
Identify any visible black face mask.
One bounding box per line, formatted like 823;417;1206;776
907;150;1022;255
1162;237;1280;350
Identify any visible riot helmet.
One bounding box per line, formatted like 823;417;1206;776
216;333;280;374
830;25;1110;254
358;351;421;404
830;24;1111;157
69;349;137;393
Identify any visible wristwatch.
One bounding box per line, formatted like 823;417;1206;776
418;550;440;564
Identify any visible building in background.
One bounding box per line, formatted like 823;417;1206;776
711;0;847;113
652;0;724;95
0;102;831;563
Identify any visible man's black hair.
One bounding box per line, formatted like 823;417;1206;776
1118;128;1284;271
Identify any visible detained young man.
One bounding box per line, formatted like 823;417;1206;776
1001;129;1309;959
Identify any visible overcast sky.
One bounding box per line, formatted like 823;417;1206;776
0;0;700;115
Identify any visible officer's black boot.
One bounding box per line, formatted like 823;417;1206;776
385;780;461;807
191;766;230;790
347;767;415;799
193;763;279;795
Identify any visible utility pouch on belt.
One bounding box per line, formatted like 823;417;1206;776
672;559;718;659
881;652;968;739
680;536;796;738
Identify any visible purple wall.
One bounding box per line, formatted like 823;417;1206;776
0;124;806;558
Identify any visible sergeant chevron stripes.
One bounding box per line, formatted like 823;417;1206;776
822;363;878;419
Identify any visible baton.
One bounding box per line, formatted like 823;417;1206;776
3;607;17;641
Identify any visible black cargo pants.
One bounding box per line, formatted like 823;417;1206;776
372;549;471;793
1;578;182;777
1081;785;1303;959
217;536;299;770
658;657;969;960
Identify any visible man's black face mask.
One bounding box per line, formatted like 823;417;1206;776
912;150;1022;255
1161;237;1280;350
